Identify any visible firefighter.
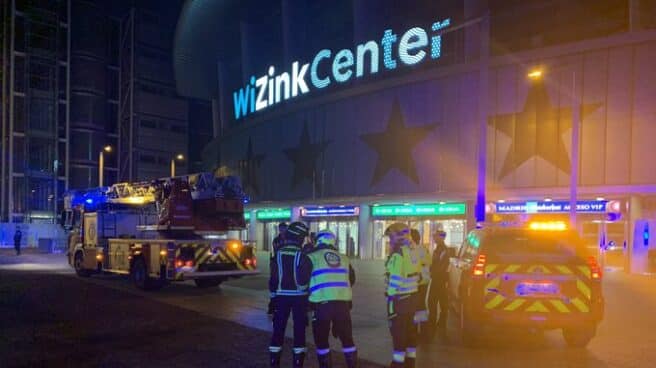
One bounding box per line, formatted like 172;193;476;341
298;230;357;368
428;230;449;338
410;229;431;340
384;223;419;368
268;222;289;316
268;221;310;368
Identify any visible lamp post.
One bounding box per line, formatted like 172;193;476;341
527;67;580;228
99;145;112;187
170;154;184;177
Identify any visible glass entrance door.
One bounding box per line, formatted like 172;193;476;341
373;218;466;259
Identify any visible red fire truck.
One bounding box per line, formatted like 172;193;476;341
62;172;258;290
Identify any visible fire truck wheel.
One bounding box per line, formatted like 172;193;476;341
194;278;223;288
132;257;159;290
74;252;91;277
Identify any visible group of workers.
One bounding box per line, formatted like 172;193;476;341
267;221;450;368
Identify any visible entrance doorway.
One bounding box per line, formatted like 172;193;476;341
372;219;466;259
581;219;628;270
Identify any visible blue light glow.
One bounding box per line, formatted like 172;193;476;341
311;49;331;89
381;29;398;70
332;49;354;83
399;27;428;65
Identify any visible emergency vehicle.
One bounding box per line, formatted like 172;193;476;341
61;172;258;290
448;221;604;347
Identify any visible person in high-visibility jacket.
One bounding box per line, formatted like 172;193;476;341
297;230;357;368
385;223;419;368
410;229;431;339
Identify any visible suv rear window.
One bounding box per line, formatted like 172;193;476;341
483;231;587;261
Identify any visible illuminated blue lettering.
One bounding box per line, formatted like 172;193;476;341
399;27;428;65
431;19;450;59
255;75;268;111
381;29;398;70
250;76;256;113
291;61;310;97
356;41;379;77
232;85;250;119
311;49;331;89
267;66;275;105
332;49;354;83
232;17;454;120
275;72;290;103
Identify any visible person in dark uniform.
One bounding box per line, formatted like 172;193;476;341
14;228;22;256
298;230;357;368
268;222;310;368
428;230;450;338
268;222;289;316
272;222;289;254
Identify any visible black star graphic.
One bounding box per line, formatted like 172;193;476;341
237;137;265;195
361;100;437;186
490;80;602;179
283;122;331;189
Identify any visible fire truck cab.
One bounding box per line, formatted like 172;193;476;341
62;172;258;290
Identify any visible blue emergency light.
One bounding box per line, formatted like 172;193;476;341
644;223;650;247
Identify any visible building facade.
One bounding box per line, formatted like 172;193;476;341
175;0;656;272
0;0;211;229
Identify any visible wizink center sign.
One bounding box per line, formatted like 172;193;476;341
233;18;452;120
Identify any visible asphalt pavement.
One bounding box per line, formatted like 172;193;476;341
2;250;656;367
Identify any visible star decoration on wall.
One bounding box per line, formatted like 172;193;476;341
237;137;265;195
490;80;602;179
360;100;437;186
283;122;331;189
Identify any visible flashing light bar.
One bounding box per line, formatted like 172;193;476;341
528;221;568;231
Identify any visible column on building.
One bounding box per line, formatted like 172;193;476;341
358;204;371;260
281;0;308;65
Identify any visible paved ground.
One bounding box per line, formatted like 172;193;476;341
2;249;656;367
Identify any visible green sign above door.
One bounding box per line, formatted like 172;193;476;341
372;203;466;217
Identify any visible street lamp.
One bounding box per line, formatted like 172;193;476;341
99;145;112;187
526;67;580;228
171;154;184;177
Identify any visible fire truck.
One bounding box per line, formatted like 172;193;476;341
61;172;258;290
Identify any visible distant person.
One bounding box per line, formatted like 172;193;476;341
302;232;316;254
347;236;356;258
14;228;22;256
428;230;449;339
272;222;288;255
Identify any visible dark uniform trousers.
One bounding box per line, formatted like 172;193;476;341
428;280;448;329
271;296;308;351
388;294;417;358
312;301;355;350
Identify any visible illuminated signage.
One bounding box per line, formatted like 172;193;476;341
372;203;466;217
233;18;451;120
495;200;608;214
255;208;292;220
244;212;251;220
300;206;360;217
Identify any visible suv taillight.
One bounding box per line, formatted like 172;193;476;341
472;254;487;277
588;256;602;280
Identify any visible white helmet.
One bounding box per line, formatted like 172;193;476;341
316;230;336;247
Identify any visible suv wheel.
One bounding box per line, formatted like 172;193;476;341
563;325;596;348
